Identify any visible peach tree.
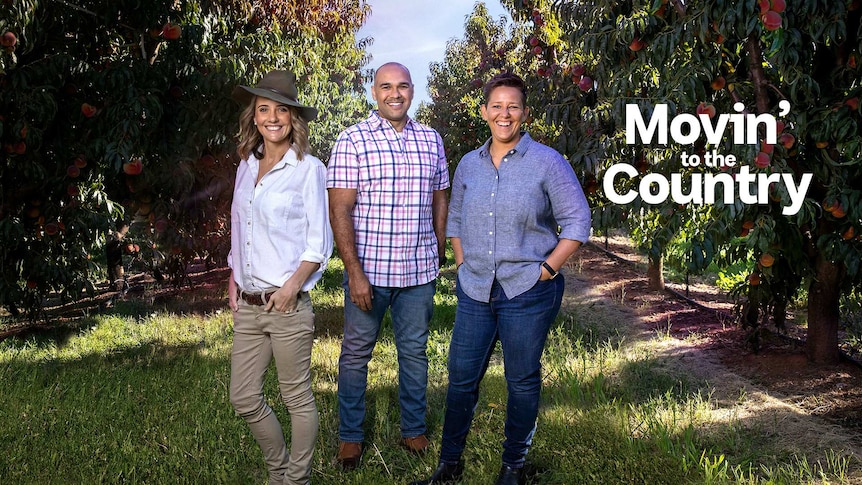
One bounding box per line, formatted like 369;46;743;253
513;0;862;363
0;0;370;319
419;3;564;179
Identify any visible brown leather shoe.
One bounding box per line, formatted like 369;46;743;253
400;434;430;454
337;441;362;470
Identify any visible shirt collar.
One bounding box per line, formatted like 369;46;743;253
368;110;415;134
247;145;301;169
479;132;533;160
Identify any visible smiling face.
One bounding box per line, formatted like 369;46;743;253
254;97;293;146
371;63;414;131
481;85;529;149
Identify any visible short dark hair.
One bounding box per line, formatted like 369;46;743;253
482;72;527;106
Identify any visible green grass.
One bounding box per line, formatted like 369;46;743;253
0;258;857;484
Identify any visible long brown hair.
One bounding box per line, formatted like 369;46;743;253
236;97;311;161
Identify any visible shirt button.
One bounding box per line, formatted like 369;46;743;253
503;158;508;162
491;193;495;196
489;212;493;216
488;250;492;254
489;231;493;235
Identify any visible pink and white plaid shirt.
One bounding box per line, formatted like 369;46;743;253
327;111;449;287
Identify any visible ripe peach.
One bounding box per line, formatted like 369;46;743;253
629;38;645;51
779;133;795;149
762;11;782;31
123;158;143;175
81;103;97;118
578;76;593;92
571;64;586;77
711;76;726;90
832;203;847;218
770;0;786;13
531;45;542;56
73;156;87;168
759;252;775;268
754;152;771;169
44;222;59;236
846;97;859;110
749;273;761;286
843;226;856;240
0;31;16;47
67;165;80;178
162;22;182;40
758;0;771;14
696;102;716;119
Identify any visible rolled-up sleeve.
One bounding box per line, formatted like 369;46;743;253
546;154;591;243
301;161;334;267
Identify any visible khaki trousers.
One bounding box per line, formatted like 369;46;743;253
230;292;318;485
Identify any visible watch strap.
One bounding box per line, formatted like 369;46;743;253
541;261;558;278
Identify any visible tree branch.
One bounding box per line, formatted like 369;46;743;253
746;33;770;114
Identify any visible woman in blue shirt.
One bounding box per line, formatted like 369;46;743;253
413;72;591;485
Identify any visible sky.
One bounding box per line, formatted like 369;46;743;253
356;0;511;116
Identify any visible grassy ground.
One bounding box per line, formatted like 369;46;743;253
0;257;858;484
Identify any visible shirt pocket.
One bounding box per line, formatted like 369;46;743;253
258;193;297;235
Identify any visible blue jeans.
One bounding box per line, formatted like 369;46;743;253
337;276;436;442
439;275;564;468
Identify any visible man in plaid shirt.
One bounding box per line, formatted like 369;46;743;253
327;62;450;470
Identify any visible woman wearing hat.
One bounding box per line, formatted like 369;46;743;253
228;70;333;485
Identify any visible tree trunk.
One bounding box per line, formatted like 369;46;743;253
647;253;665;290
806;255;844;364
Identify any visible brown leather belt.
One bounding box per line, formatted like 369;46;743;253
237;289;278;306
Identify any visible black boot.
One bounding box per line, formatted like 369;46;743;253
409;461;464;485
494;464;525;485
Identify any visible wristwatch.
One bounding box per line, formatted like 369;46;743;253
541;261;558;279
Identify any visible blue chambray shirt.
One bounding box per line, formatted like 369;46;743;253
447;132;591;303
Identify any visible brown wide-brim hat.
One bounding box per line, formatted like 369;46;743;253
232;70;318;122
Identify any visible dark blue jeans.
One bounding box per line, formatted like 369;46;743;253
439;275;564;468
337;277;436;443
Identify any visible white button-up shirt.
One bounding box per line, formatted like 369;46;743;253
229;148;333;293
